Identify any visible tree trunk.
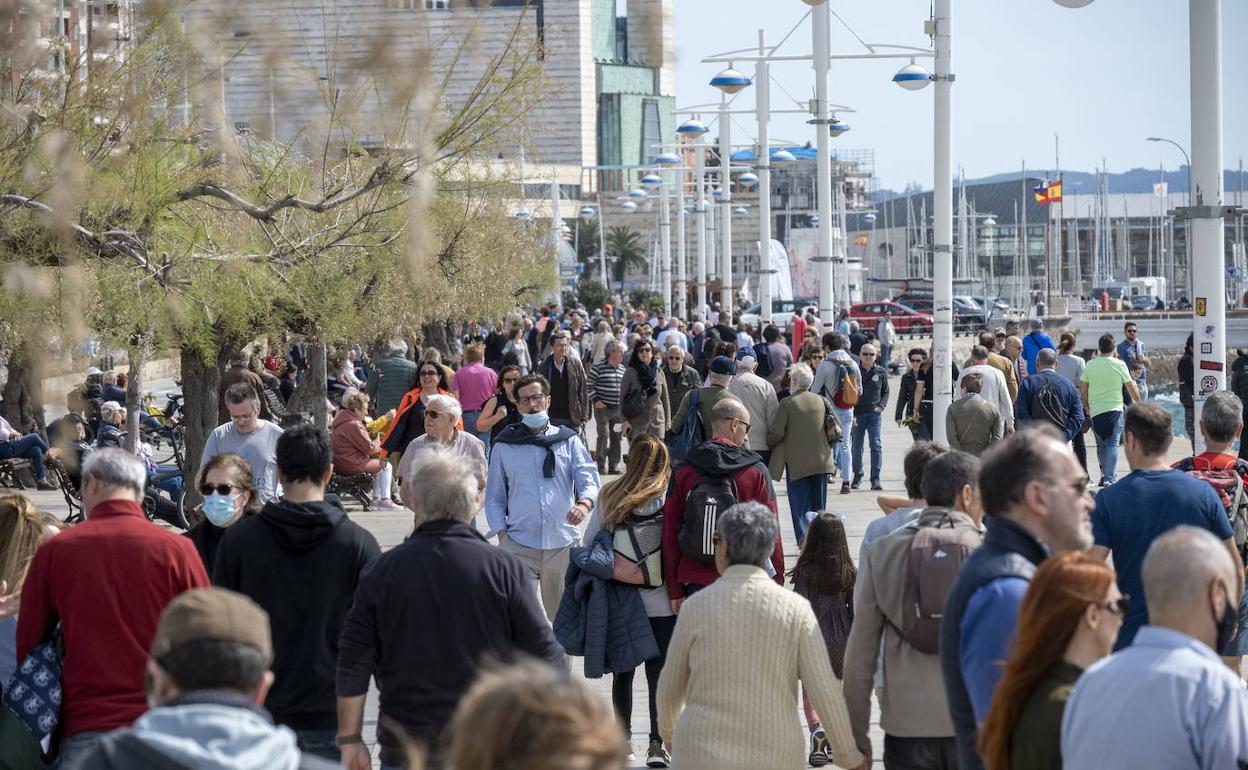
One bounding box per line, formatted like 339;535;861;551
0;343;47;437
288;342;329;430
124;343;145;454
181;346;227;484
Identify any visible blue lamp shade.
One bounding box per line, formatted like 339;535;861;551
711;188;724;199
828;117;850;137
737;171;759;187
893;63;932;91
772;149;797;164
810;215;820;226
677;118;710;137
579;207;596;217
627;188;649;200
863;212;877;223
709;67;752;94
733;207;749;217
640;173;664;188
654;152;681;166
620;200;638;211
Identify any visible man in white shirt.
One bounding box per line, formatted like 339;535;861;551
957;345;1014;435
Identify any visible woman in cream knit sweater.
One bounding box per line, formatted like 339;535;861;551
657;502;867;770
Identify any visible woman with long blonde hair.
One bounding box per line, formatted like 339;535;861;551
582;433;674;767
979;552;1123;770
0;495;64;682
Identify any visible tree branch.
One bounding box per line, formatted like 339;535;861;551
176;162;405;221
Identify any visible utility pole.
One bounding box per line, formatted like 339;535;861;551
931;0;954;446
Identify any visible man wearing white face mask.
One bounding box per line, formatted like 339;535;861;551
485;373;600;621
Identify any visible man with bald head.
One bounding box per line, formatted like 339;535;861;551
1062;526;1248;770
662;397;784;612
940;427;1095;770
1014;347;1084;443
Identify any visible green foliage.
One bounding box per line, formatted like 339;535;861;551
573;218;601;263
629;289;664;314
569;278;612;311
605;225;647;288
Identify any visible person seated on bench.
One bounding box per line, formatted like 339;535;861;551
331;391;402;511
0;414;54;490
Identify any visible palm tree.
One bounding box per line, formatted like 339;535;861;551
606;225;647;294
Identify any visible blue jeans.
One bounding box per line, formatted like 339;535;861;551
832;406;854;483
150;465;183;497
0;434;48;480
295;728;340;762
52;731;104;769
787;473;828;543
851;411;883;484
1092;410;1124;483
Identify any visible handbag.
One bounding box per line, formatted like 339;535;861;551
821;396;844;445
0;627;64;768
611;513;664;588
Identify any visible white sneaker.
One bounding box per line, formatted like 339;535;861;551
374;498;403;511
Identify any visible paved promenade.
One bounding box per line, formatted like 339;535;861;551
12;379;1197;769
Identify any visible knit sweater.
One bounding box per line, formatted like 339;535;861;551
657;565;865;770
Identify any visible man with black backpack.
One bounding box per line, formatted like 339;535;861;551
1015;348;1084;443
661;398;783;614
844;451;983;770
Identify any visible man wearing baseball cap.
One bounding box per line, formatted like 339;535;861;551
668;355;741;445
87;588;336;769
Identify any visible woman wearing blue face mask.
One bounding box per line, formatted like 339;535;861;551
185;453;261;572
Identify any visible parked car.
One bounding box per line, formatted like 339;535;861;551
740;298;818;333
893;293;986;331
1129;294;1163;311
851;301;934;335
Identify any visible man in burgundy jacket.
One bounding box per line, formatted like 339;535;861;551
16;449;209;767
662;398;784;614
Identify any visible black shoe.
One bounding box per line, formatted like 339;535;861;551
870;481;883;491
608;466;621;475
35;479;57;491
808;728;830;767
646;739;671;768
840;483;851;495
850;476;862;489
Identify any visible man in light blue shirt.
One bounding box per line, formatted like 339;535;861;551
1062;526;1248;770
486;373;599;621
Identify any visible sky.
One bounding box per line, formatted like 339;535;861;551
670;0;1248;193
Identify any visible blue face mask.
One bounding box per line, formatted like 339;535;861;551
202;492;240;527
521;411;549;430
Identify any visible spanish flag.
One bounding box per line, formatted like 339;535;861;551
1033;180;1063;205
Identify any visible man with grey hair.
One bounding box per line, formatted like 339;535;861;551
587;338;625;474
1062;526;1248;770
663;397;782;610
367;338;418;415
657;500;865;770
399;393;487;508
201;382;285;502
1014;346;1084;442
728;354;779;464
958;345;1014;435
100;370;126;404
16;449;208;766
337;449;563;769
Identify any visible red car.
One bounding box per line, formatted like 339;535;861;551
850;301;934;335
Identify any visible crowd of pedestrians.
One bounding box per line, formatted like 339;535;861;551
0;300;1245;770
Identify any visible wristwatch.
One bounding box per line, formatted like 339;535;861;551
335;734;364;747
576;498;592;511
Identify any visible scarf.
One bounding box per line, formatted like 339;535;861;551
633;359;658;394
493;422;577;478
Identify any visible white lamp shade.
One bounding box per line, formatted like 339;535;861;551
772;149;797;164
733;207;749;217
654;152;681;166
579;207;596;217
828;118;850;137
893;62;932;91
1051;0;1094;6
677;119;710;137
737;171;759;186
640;174;664;188
709;67;752;94
620;200;638;211
863;212;877;223
628;188;649;200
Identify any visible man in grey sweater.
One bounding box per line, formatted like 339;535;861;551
947;373;1003;456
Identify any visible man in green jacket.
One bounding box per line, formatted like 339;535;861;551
669;356;741;443
366;340;418;415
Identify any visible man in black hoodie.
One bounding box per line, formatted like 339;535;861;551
213;424;381;762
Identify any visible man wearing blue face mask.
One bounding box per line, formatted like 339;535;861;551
486;373;600;622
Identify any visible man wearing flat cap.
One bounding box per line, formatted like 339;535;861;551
86;588;337;769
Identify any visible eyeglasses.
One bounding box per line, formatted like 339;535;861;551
420;370;439;377
517;393;547;405
425;410;442;419
909;357;924;364
503;377;520;384
1102;595;1130;616
198;483;239;496
733;417;751;431
1046;476;1090;495
811;354;825;361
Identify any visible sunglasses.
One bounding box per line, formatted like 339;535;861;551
425;410;443;419
420;370;439;377
503;377;520;384
909;357;924;363
1102;595;1130;616
198;483;239;496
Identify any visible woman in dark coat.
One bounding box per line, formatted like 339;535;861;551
618;340;671;439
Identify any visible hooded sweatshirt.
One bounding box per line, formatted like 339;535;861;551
661;438;784;597
88;692;337;770
212;498;381;730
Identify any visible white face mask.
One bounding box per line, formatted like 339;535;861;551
202;492;239;527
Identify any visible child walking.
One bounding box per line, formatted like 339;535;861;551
788;511;857;767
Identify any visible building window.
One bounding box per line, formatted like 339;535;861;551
424;0;449;8
640;99;660;165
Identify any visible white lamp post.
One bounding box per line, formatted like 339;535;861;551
1063;0;1229;453
679;117;711;317
932;0;954;445
805;0;836;331
656;151;685;317
710;66;752;315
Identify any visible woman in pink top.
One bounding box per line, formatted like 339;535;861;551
453;343;499;445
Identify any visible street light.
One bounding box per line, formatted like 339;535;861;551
710;68;752;315
738;171;759;187
709;67;752;94
640;173;664;189
828;116;851;137
1146;136;1193;179
579;206;596;218
893;61;932;90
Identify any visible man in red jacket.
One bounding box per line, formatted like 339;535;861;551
662;398;784;614
16;449;209;767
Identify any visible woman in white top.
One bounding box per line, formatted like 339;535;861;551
1056;331;1088;472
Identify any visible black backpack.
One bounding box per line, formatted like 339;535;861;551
678;473;738;564
1028;381;1068;430
753;342;774;377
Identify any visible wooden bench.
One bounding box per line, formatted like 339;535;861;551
263;387;310;429
328;472;373;511
0;458;34;490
